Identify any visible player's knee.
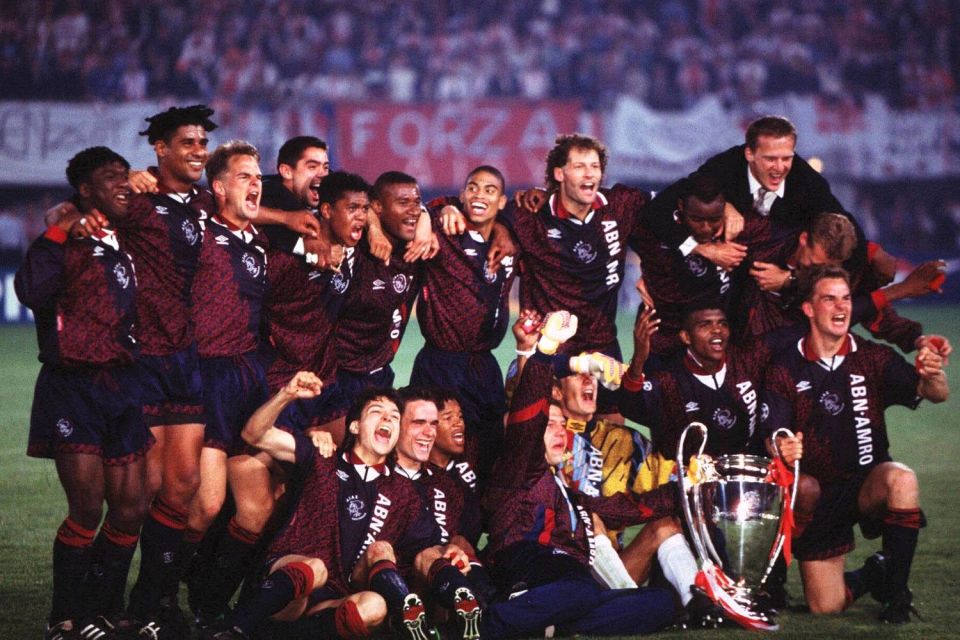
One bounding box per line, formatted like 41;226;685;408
884;465;919;505
651;516;682;544
107;499;146;532
163;470;201;507
68;502;104;531
234;496;274;533
354;592;388;629
796;474;821;513
364;540;396;564
414;546;442;576
302;558;328;589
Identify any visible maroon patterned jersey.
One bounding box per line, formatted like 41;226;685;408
503;185;647;353
396;463;469;546
262;245;354;389
116;184;213;355
764;335;920;483
333;240;420;373
191;218;268;358
484;352;677;567
16;227;137;367
417;205;517;352
269;436;434;593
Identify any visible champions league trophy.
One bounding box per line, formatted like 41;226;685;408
677;422;799;631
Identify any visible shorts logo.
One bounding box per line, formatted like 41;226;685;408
392;274;409;294
162;551;175;565
685;255;708;278
182;220;199;245
346;494;366;521
713;407;737;430
572;240;597;264
241;252;262;278
332;272;350;294
819;391;844;416
113;263;131;288
56;418;73;439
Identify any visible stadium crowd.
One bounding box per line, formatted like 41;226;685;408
14;103;952;640
2;0;957;110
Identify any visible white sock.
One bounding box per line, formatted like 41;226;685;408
657;533;699;606
591;533;638;589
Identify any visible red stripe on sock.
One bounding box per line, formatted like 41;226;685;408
227;518;260;545
367;559;398;581
336;600;370;638
427;557;453;584
148;497;187;530
56;517;96;548
279;561;315;600
101;521;139;549
884;507;923;529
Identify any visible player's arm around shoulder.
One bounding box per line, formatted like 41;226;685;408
242;371;324;462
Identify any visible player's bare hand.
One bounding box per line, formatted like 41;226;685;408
515;188;547;213
631;305;659;367
750;261;791;292
723;203;744;241
282;371;323;400
635;277;655;310
513;309;543;352
287;211;320;238
915;335;951;365
45;201;80;227
694;241;747;270
129;169;159;194
440;205;466;236
775;432;803;464
901;260;947;297
366;224;393;264
404;232;438;262
69;209;109;238
870;244;898;286
305;236;342;272
486;222;517;272
440;544;471;575
307;429;336;458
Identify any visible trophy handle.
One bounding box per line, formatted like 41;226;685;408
762;427;801;585
677;422;711;566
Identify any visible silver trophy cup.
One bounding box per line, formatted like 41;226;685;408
678;423;799;606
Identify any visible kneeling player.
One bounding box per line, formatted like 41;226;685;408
16;147;149;639
763;266;949;622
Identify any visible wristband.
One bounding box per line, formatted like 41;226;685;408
516;347;536;357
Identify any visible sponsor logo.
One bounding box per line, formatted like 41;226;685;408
93;246;104;257
155;206;169;216
346;494;367;521
685;401;699;413
464;248;478;257
547;228;562;240
796;380;812;392
819;391;844;416
336;469;349;481
215;235;230;245
113;263;130;288
850;373;874;465
373;279;386;291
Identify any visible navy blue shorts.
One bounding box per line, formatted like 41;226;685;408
794;468;878;561
139;343;204;426
326;366;396;421
200;353;269;454
275;381;343;433
28;363;151;466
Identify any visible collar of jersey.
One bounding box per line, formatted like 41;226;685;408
549;191;608;224
345;450;388;477
799;333;856;365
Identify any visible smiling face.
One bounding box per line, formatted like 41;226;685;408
803;277;852;341
745;134;795;193
559;373;597;422
375;182;422;243
155;124;210;191
680;308;729;366
460;170;506;235
544;403;568;466
432;398;466;462
213;154;262;228
396;399;439;469
280;146;329;208
351;396;402;464
80;161;131;221
322;190;368;247
553;147;601;218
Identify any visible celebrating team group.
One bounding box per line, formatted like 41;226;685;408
17;104;951;640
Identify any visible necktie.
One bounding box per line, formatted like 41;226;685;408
754;187;770;216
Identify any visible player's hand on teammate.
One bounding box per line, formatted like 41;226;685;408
513;309;542;353
635;277;655;310
694;240;747;271
281;371;323;400
404;232;439;262
304;236;342;272
514;187;547;213
538;310;577;355
366;223;394;264
128;169;159;194
440;205;467;236
486;222;517;273
774;432;803;465
569;352;628;390
631;305;659;369
287;210;321;239
69;209;109;238
723;203;744;241
307;429;337;458
44;200;80;228
440;544;471;575
750;261;792;292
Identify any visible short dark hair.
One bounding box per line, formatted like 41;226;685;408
397;385;442;412
799;265;851;302
66;146;130;190
371;171;418;202
745;116;797;150
544;134;607;192
678;172;724;209
139;104;217;144
277;136;328;171
343;385;403;452
433;388;462;413
205;140;260;185
805;212;857;263
317;171;371;206
680;301;727;332
465;165;506;191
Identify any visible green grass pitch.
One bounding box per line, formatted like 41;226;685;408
1;306;957;638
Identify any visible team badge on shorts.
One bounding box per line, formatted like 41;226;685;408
56;418;74;439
